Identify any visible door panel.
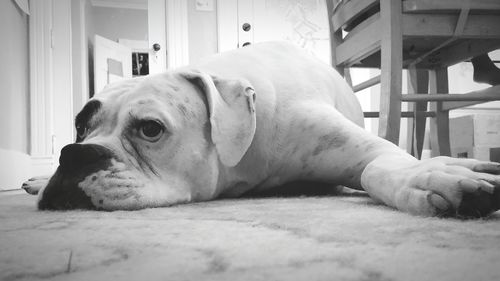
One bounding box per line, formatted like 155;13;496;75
148;0;167;73
237;0;254;48
217;0;331;63
94;35;132;94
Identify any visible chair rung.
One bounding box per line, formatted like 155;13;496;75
364;111;436;118
353;75;381;92
402;86;500;102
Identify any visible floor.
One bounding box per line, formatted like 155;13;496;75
1;191;500;281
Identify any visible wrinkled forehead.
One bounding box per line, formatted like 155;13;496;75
76;73;205;126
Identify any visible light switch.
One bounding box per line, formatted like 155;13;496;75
196;0;214;11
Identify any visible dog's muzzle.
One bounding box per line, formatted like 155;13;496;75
38;143;115;210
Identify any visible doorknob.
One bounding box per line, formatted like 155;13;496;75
242;23;251;32
153;43;161;52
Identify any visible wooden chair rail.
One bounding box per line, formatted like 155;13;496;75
364;111;436;118
402;94;500;102
403;0;500;14
332;0;378;32
402;14;500;39
353;75;381;92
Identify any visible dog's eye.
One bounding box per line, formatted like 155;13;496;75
76;124;87;140
139;120;164;142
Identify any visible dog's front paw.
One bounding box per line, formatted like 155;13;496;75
21;176;50;195
403;157;500;218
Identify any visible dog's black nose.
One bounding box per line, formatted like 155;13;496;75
38;169;96;210
37;144;115;210
38;144;113;210
59;143;113;171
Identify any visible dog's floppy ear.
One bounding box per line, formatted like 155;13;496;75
180;70;256;167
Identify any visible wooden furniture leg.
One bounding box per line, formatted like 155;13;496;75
378;0;403;144
429;68;451;157
326;0;343;75
406;68;429;158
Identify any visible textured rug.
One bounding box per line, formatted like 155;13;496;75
1;191;500;281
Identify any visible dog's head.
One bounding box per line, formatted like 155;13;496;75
38;70;256;210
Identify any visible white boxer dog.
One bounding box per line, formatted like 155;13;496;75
23;42;500;217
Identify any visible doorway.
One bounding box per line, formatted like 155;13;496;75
28;0;188;178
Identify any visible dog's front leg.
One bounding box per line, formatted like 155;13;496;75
22;176;50;195
361;151;500;217
292;103;500;217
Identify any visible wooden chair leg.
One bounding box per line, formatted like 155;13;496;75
326;0;344;76
343;68;353;88
378;0;403;144
406;68;429;159
429;68;451;157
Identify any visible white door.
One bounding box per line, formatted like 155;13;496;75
148;0;167;73
25;0;190;183
217;0;331;63
94;35;133;94
92;0;189;93
148;0;189;71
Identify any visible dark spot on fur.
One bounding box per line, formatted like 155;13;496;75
341;160;366;186
312;132;349;156
92;175;97;181
364;142;377;153
303;170;314;178
235;130;247;142
300;153;309;164
177;104;188;116
301;162;309;171
291;144;301;155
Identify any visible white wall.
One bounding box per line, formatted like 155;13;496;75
92;6;148;42
0;0;31;190
448;49;500;117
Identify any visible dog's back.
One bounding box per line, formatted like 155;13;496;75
195;41;364;128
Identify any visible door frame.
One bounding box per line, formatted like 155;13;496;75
29;0;58;176
149;0;189;70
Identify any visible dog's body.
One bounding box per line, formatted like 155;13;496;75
24;42;500;217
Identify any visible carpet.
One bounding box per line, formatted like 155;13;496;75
1;191;500;281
